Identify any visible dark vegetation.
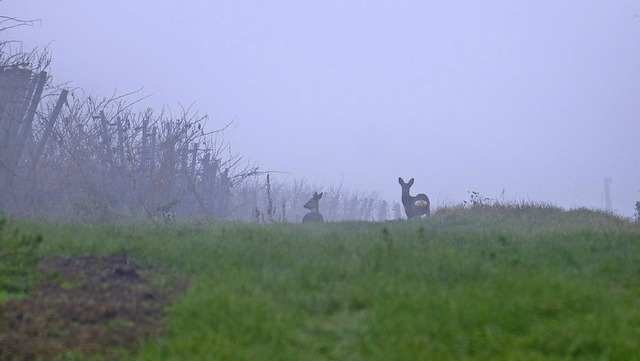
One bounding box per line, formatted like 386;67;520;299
0;219;187;361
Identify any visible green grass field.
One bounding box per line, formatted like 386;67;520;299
2;203;640;360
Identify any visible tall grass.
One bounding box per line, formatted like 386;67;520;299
0;217;43;302
11;204;640;360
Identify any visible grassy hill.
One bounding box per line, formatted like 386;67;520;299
1;203;639;360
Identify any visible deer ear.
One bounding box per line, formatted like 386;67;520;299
398;177;404;185
408;178;414;186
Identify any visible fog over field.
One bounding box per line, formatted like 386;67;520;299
4;1;640;216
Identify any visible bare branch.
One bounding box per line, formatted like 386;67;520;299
0;15;40;32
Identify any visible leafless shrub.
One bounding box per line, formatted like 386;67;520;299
2;20;394;223
242;175;393;223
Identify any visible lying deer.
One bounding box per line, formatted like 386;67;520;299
302;192;324;223
398;177;430;219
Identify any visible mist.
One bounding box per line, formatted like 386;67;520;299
4;1;640;216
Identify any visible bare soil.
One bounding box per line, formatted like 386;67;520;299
0;255;187;360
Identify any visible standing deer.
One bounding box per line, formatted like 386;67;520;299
302;192;324;223
398;177;430;219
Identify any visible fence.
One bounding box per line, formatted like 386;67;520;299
1;66;395;223
0;63;261;221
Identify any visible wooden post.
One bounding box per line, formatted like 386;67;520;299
148;127;157;206
0;68;34;197
15;71;47;170
20;85;64;217
0;68;32;150
149;127;156;180
199;152;212;214
215;168;231;217
190;143;198;180
116;117;125;168
115;116;127;208
98;110;114;168
32;89;68;168
138;113;149;204
180;143;188;173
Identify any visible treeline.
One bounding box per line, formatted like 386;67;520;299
0;29;396;223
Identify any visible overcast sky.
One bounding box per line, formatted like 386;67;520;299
4;1;640;216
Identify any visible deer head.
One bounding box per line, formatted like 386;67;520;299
302;192;324;223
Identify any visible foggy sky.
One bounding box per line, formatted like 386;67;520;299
4;1;640;216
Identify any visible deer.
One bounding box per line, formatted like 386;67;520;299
302;192;324;223
398;177;430;219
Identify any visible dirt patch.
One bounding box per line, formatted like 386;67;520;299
0;255;188;360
